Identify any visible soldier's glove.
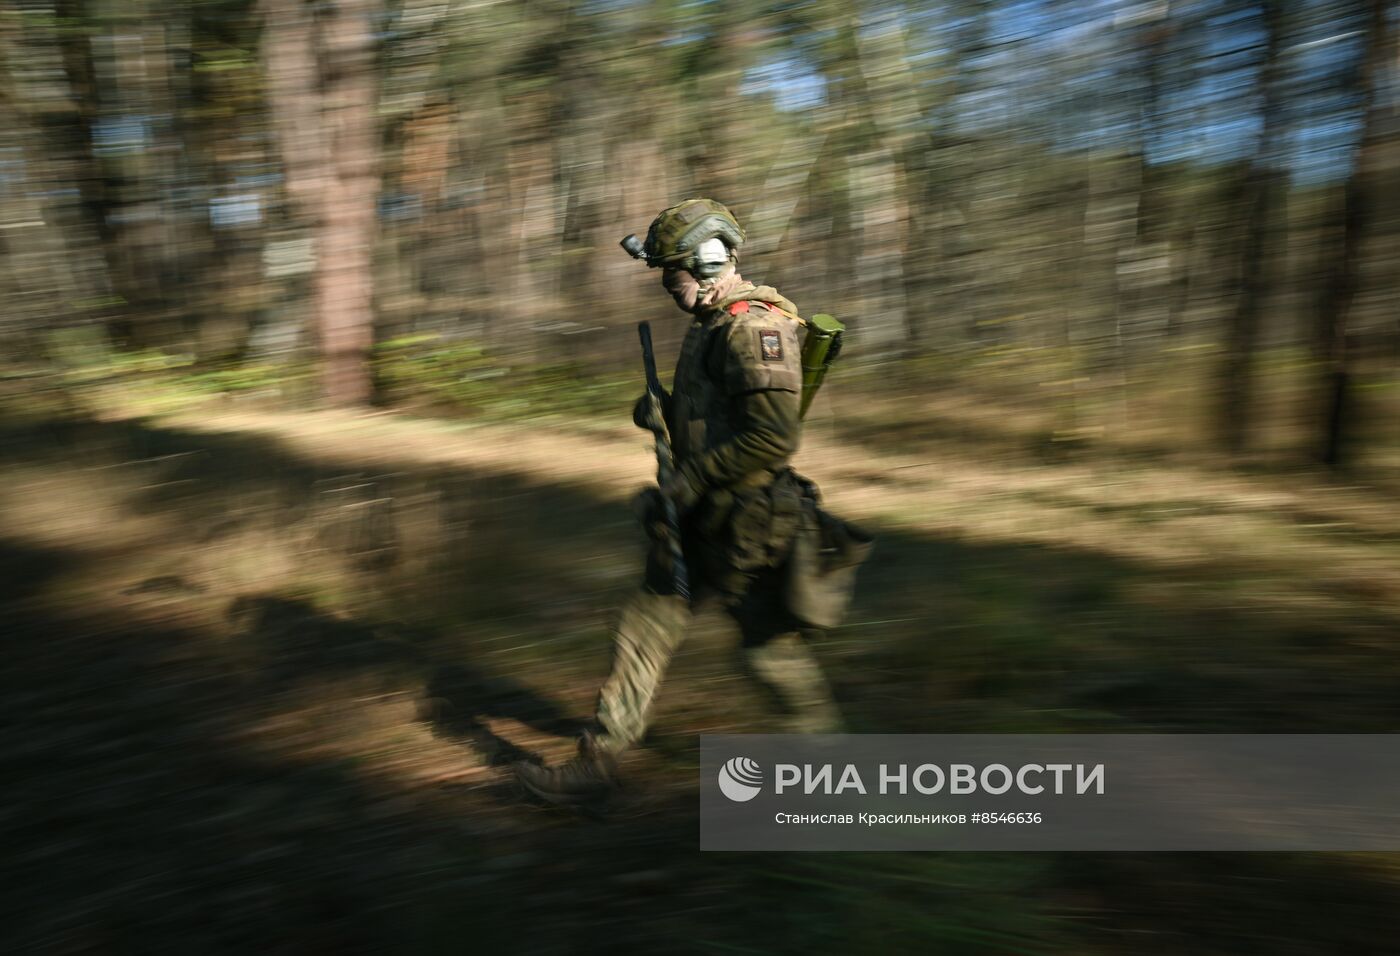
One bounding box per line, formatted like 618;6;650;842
632;391;669;433
631;486;671;543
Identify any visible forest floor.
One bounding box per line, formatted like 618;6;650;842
4;387;1400;954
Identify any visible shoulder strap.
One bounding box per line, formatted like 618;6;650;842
727;299;806;326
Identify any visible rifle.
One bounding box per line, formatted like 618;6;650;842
637;321;690;601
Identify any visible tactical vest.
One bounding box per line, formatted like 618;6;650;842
669;298;803;491
670;309;738;472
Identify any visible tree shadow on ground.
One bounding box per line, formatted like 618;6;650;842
12;413;1399;737
0;580;510;951
226;594;587;765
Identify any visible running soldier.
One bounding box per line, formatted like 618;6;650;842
516;198;858;804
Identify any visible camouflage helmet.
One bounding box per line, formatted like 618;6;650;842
641;198;745;276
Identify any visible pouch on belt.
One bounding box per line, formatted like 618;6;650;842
783;487;875;629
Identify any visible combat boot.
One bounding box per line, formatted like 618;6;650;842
513;731;619;806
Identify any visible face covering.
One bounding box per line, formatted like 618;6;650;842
662;267;702;312
662;261;745;314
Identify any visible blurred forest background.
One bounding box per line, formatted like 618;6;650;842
5;1;1400;953
1;0;1397;464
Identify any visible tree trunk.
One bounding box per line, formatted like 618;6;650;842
1218;0;1284;456
261;0;380;406
1314;0;1389;468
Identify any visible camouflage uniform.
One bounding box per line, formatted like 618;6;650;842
591;281;844;754
516;199;849;804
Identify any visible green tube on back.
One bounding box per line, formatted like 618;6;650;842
799;312;845;419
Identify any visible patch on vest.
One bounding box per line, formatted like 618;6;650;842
759;329;783;362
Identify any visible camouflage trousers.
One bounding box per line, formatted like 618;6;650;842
592;563;845;755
